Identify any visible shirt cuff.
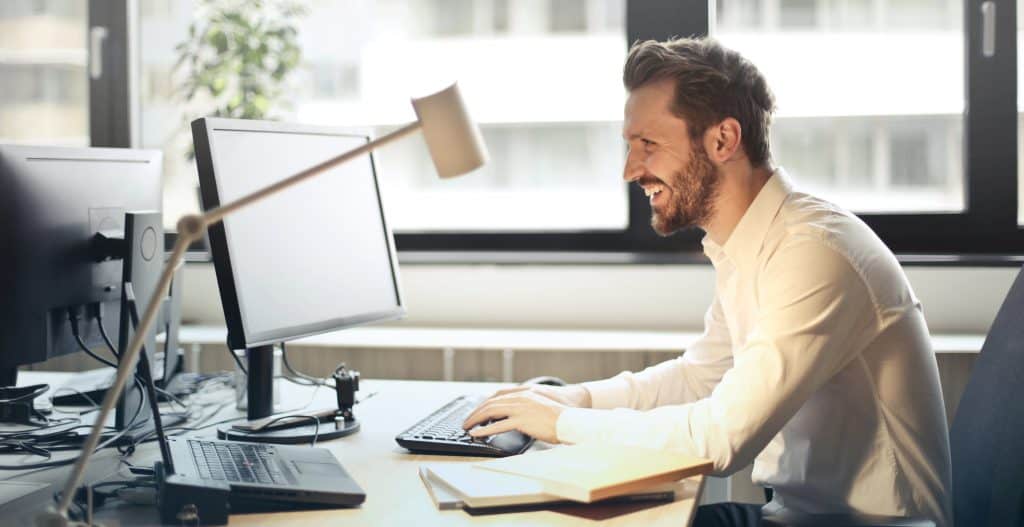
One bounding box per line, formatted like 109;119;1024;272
581;373;633;409
556;407;611;444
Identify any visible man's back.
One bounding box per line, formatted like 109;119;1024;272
743;174;952;524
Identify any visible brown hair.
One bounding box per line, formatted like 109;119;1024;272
623;37;776;167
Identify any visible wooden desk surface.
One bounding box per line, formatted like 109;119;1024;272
12;373;703;526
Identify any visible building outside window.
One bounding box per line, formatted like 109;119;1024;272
715;0;963;215
139;0;629;233
0;0;88;146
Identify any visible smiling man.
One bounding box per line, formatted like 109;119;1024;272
463;38;952;527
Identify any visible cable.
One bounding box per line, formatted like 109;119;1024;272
65;308;147;433
0;384;49;404
0;422;141;470
281;343;328;386
280;343;355;390
49;386;100;413
95;306;119;358
0;417;79;439
154;387;188;411
68;305;150;446
67;309;118;370
258;414;321;446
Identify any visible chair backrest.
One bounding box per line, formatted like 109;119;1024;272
949;265;1024;526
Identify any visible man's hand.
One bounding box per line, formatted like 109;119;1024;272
461;384;591;444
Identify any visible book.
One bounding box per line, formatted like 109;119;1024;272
418;466;464;510
419;462;676;511
423;462;557;509
475;443;713;503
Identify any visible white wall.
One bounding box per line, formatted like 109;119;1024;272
181;262;1019;335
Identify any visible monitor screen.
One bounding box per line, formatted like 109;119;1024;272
193;118;404;349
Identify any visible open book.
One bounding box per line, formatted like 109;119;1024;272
475;443;712;503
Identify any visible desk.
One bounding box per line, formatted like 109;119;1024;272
7;372;704;526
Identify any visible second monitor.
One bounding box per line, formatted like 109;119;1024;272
192;118;405;442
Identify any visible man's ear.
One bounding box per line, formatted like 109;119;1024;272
704;118;743;163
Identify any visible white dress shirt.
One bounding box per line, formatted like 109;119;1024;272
556;170;952;526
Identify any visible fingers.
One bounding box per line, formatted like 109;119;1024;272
463;401;518;430
469;417;519;438
465;390;530;428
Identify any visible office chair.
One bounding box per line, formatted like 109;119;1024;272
764;264;1024;527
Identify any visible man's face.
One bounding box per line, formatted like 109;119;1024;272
622;80;721;236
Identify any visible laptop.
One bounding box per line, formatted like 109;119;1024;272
141;360;365;510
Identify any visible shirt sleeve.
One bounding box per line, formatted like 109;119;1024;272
583;292;734;410
557;238;880;475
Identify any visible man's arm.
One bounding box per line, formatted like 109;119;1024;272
555;239;882;474
584;293;734;410
463;281;734;442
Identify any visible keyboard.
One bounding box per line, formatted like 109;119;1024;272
395;395;534;457
188;439;288;485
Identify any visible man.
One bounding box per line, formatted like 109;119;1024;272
463;38;952;527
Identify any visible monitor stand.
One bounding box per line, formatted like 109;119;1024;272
216;345;360;444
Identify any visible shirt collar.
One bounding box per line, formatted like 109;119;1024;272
702;168;793;267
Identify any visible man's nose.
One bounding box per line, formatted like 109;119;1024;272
623;152;644;182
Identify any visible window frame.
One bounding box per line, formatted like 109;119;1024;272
104;0;1020;263
89;0;132;148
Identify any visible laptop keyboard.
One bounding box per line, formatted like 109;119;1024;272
189;440;287;485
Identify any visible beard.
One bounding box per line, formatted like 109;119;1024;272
650;141;721;237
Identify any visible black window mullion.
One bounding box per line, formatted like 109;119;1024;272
88;0;131;148
624;0;709;254
963;0;1017;235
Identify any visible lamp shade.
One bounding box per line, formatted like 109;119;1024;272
411;83;489;179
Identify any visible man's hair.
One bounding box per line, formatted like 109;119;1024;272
623;37;776;167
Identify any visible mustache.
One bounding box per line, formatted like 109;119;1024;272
635;177;664;188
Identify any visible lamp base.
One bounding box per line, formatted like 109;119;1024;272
216;416;359;444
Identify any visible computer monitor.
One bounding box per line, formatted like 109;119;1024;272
192;118;405;425
0;145;168;437
0;144;164;380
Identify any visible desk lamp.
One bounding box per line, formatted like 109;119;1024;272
38;83;488;526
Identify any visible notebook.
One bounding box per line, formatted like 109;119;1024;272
475;443;712;503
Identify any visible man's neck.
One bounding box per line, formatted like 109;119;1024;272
703;164;774;246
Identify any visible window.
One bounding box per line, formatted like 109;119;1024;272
27;0;1016;259
138;0;629;235
715;0;964;214
0;0;88;145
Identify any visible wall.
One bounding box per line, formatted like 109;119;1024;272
181;262;1019;334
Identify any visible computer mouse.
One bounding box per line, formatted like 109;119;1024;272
523;375;567;387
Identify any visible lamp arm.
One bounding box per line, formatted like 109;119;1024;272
46;119;423;524
52;233;190;519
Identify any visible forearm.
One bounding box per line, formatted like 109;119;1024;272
582;353;730;411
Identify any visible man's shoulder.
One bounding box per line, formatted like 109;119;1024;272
760;191;914;309
770;191;883;259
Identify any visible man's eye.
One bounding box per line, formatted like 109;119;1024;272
642;139;655;146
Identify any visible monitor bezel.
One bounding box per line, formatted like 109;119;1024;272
192;117;406;350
